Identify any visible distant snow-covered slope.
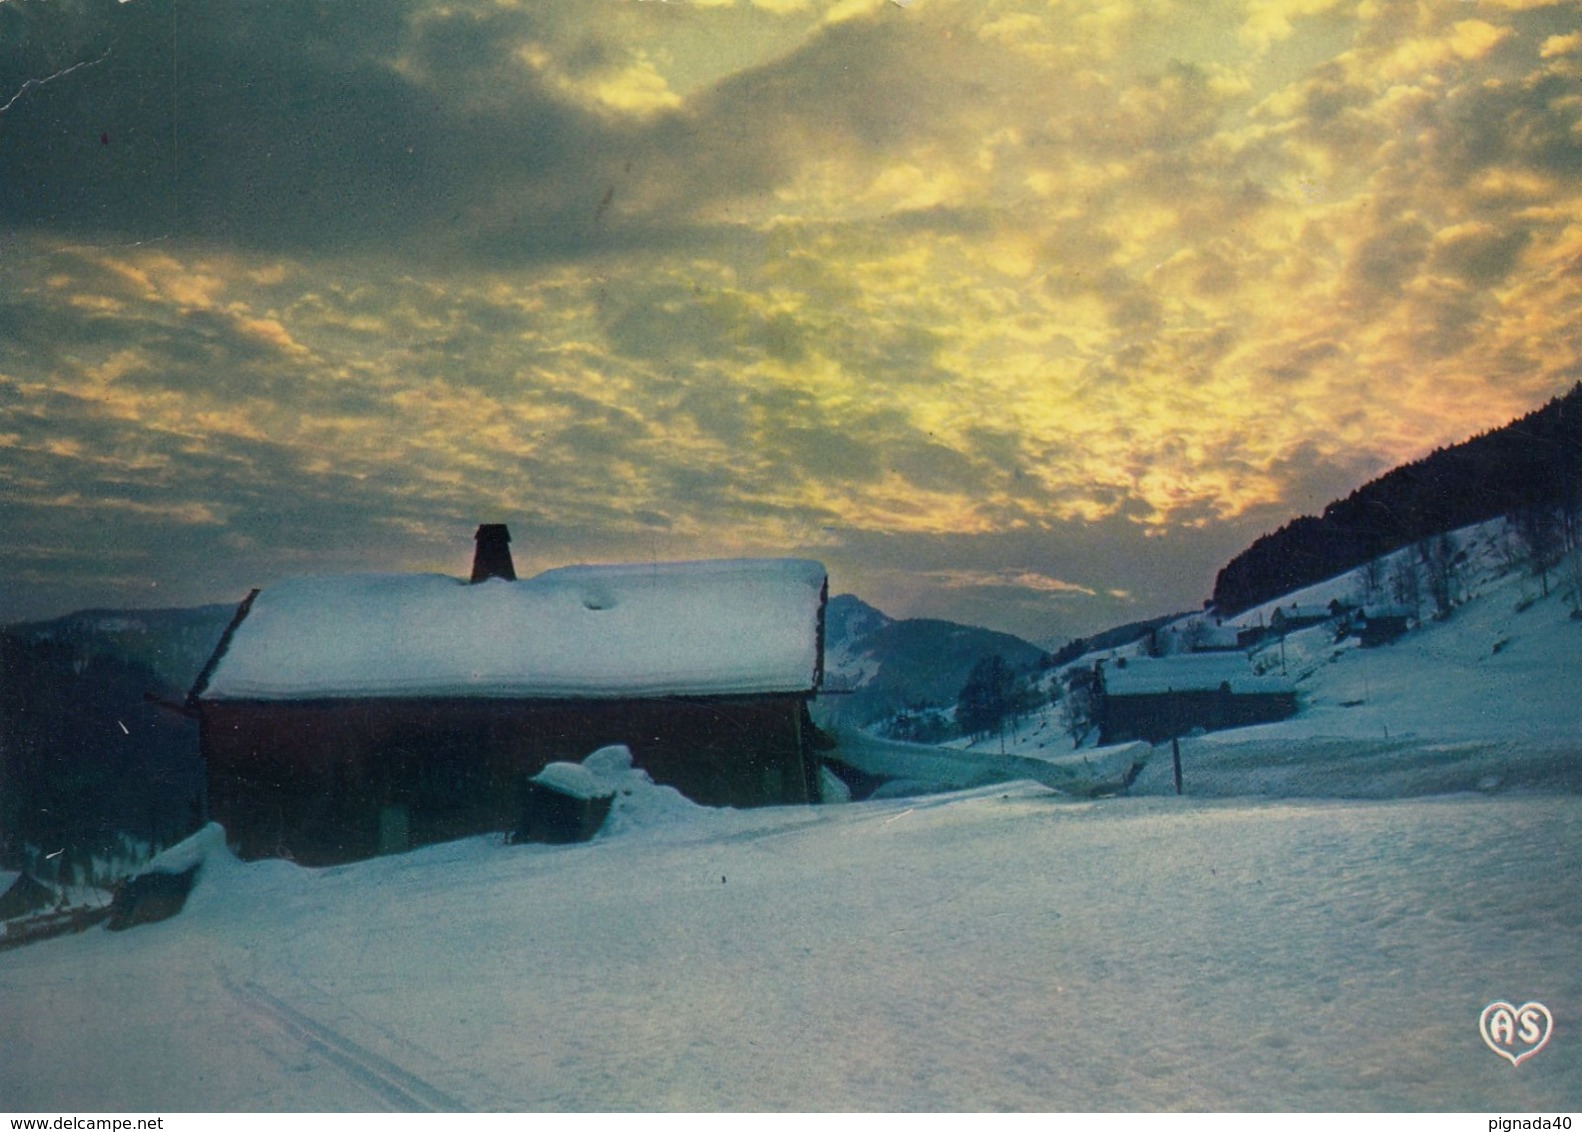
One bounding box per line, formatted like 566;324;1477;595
815;593;1050;728
962;517;1582;799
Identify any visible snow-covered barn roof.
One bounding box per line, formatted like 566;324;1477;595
1189;625;1242;651
1270;604;1335;623
1361;604;1415;621
1101;654;1293;697
196;558;828;702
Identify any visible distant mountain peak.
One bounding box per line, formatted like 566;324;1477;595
816;594;1048;727
825;593;892;642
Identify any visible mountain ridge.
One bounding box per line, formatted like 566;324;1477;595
1212;383;1582;615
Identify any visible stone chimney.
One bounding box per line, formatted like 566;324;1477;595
471;523;516;583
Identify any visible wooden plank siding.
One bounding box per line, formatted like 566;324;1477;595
1097;687;1298;746
201;695;817;864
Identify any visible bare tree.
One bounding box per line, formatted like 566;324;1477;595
1356;555;1386;605
1491;519;1526;576
1063;666;1100;746
1561;479;1582;556
1565;548;1582;620
1390;553;1421;616
1512;504;1563;597
1420;532;1461;619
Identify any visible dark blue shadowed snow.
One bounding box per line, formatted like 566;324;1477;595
1;784;1578;1111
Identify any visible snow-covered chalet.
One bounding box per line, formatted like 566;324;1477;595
187;526;829;863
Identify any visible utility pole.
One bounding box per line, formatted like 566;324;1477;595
1170;690;1184;795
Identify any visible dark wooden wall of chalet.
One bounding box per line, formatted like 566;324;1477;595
1098;689;1298;746
200;695;816;863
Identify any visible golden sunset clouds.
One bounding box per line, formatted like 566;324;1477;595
3;0;1580;636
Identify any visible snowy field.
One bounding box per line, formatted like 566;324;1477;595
2;782;1580;1111
4;526;1580;1111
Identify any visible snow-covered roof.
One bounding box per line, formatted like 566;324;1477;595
1101;654;1293;696
1191;625;1243;650
198;558;828;702
1361;604;1415;620
1271;604;1335;622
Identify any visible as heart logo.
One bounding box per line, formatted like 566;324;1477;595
1480;1001;1553;1066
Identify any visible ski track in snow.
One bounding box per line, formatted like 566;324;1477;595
216;968;469;1113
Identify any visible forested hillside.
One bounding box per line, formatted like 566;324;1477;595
0;606;232;870
1212;384;1582;615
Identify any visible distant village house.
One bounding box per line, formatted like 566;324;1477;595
1269;602;1348;636
1094;653;1297;745
1350;605;1414;648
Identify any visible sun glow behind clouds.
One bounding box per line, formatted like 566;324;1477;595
2;0;1581;633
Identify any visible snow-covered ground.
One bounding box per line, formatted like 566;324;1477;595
3;523;1579;1111
3;784;1578;1111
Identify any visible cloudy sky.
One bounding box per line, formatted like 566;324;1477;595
3;0;1580;641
